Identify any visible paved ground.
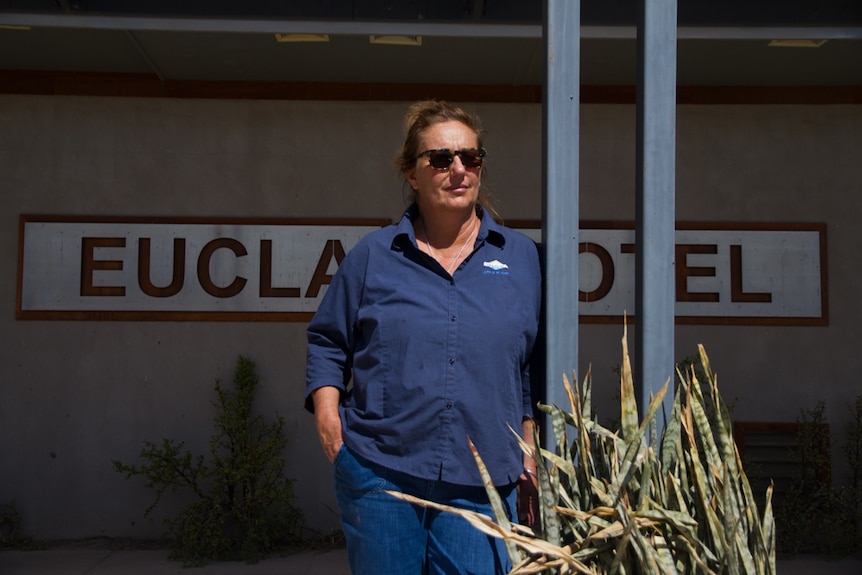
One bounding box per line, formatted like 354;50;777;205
1;546;860;574
777;555;862;575
0;547;351;574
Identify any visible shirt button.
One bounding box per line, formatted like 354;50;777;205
448;357;455;364
450;315;457;322
445;402;453;409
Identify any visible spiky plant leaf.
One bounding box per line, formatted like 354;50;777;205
619;325;639;442
467;436;521;566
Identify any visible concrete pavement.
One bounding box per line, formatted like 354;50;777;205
776;555;862;575
1;546;860;574
0;547;350;575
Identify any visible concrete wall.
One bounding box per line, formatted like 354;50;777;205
1;94;860;539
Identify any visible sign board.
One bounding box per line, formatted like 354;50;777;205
18;217;826;325
515;222;827;325
17;216;389;321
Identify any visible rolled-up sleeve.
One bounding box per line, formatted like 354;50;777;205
304;243;367;412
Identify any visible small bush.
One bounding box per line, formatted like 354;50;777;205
113;356;302;566
774;399;862;557
0;501;34;549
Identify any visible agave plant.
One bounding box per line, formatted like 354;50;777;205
390;329;775;574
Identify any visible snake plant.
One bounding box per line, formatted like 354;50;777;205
390;328;775;574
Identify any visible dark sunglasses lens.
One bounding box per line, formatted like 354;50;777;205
459;150;484;168
428;150;454;169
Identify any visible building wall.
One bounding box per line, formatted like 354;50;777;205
1;94;859;539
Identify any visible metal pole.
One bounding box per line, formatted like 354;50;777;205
635;0;677;427
543;0;580;450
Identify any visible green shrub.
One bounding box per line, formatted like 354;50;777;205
113;356;302;566
773;399;862;557
0;500;34;549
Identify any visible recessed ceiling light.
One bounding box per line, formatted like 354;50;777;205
768;39;828;48
369;35;422;46
274;33;330;43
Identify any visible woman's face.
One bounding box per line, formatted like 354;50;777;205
405;120;482;216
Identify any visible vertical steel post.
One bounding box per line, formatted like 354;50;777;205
543;0;580;449
636;0;677;426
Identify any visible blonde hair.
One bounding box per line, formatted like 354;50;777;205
395;100;501;222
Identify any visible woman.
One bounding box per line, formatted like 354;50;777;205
305;100;541;575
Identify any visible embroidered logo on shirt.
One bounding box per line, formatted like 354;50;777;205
483;260;510;275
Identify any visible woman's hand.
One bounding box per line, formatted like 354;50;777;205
312;386;344;463
518;417;540;526
517;469;539;526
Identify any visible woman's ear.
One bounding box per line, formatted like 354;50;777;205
404;168;418;190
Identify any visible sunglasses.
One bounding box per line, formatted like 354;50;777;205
415;148;487;170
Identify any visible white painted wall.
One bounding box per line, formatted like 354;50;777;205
1;95;859;539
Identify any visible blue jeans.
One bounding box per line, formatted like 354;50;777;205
334;445;517;575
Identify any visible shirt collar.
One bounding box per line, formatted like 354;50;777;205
393;203;506;251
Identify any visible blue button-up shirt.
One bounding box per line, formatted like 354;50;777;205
306;205;541;486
